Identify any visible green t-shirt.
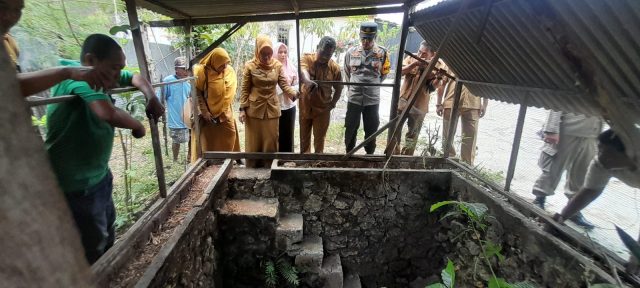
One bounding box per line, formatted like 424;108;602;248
45;69;134;194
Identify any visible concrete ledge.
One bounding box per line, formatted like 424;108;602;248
91;159;207;287
344;272;362;288
321;254;343;288
276;213;304;250
219;198;279;219
295;236;324;271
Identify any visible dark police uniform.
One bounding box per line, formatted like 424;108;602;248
344;22;391;154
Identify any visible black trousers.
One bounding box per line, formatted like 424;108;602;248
65;171;116;264
278;106;296;152
344;102;380;154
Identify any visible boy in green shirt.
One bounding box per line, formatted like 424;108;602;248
45;34;164;264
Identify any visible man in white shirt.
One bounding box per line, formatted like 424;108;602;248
554;129;639;224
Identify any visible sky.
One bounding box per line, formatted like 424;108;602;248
376;0;446;24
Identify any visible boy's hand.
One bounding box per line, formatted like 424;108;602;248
66;66;115;91
132;124;146;138
145;96;165;122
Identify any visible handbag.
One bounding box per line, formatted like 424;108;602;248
182;97;194;129
182;65;213;129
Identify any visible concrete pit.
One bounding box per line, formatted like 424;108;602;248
103;158;628;288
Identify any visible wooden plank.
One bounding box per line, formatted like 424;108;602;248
136;160;231;287
197;159;232;207
134;208;201;288
388;7;410;144
204;151;395;161
90;159;206;286
148;6;405;27
125;0;167;198
296;17;301;93
385;0;473;158
346;116;398;157
189;22;246;67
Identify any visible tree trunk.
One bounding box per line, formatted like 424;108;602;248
0;37;92;286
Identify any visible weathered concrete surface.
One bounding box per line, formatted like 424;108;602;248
227;168;274;199
218;197;280;287
295;235;324;271
343;272;362;288
276;213;304;250
321;254;343;288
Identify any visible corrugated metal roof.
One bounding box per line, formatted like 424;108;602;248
412;0;640;156
138;0;406;19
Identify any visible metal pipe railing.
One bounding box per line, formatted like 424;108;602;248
25;77;196;107
314;80;395;87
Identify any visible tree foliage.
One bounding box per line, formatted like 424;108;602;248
18;0;114;60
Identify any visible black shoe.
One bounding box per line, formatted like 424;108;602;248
569;212;595;230
532;196;546;210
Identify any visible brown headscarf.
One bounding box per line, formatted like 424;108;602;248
194;48;237;117
251;35;278;70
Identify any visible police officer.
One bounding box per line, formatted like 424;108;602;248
344;22;391;154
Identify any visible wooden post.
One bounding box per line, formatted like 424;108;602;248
0;38;93;288
384;0;472;158
444;82;463;158
346;116;399;157
296;17;302;94
184;20;201;162
160;85;169;157
387;6;410;143
125;0;167;198
505;97;528;191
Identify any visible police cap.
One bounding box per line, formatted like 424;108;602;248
359;22;378;39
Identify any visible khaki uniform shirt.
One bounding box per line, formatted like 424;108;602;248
344;44;391;106
240;61;297;119
398;57;445;115
299;53;343;119
443;80;482;110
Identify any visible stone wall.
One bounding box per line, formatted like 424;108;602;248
228;166;620;287
230;167;454;287
139;208;220;288
445;173;617;287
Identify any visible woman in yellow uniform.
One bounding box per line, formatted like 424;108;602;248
239;35;298;168
190;47;240;162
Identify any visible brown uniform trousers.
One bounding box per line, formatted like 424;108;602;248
300;110;331;153
443;108;479;165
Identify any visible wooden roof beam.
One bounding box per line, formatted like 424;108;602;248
148;5;405;27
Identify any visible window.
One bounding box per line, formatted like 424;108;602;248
277;25;289;46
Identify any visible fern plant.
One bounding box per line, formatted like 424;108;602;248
264;257;300;288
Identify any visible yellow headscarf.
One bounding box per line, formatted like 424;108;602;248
194;48;237;117
251;35;278;70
